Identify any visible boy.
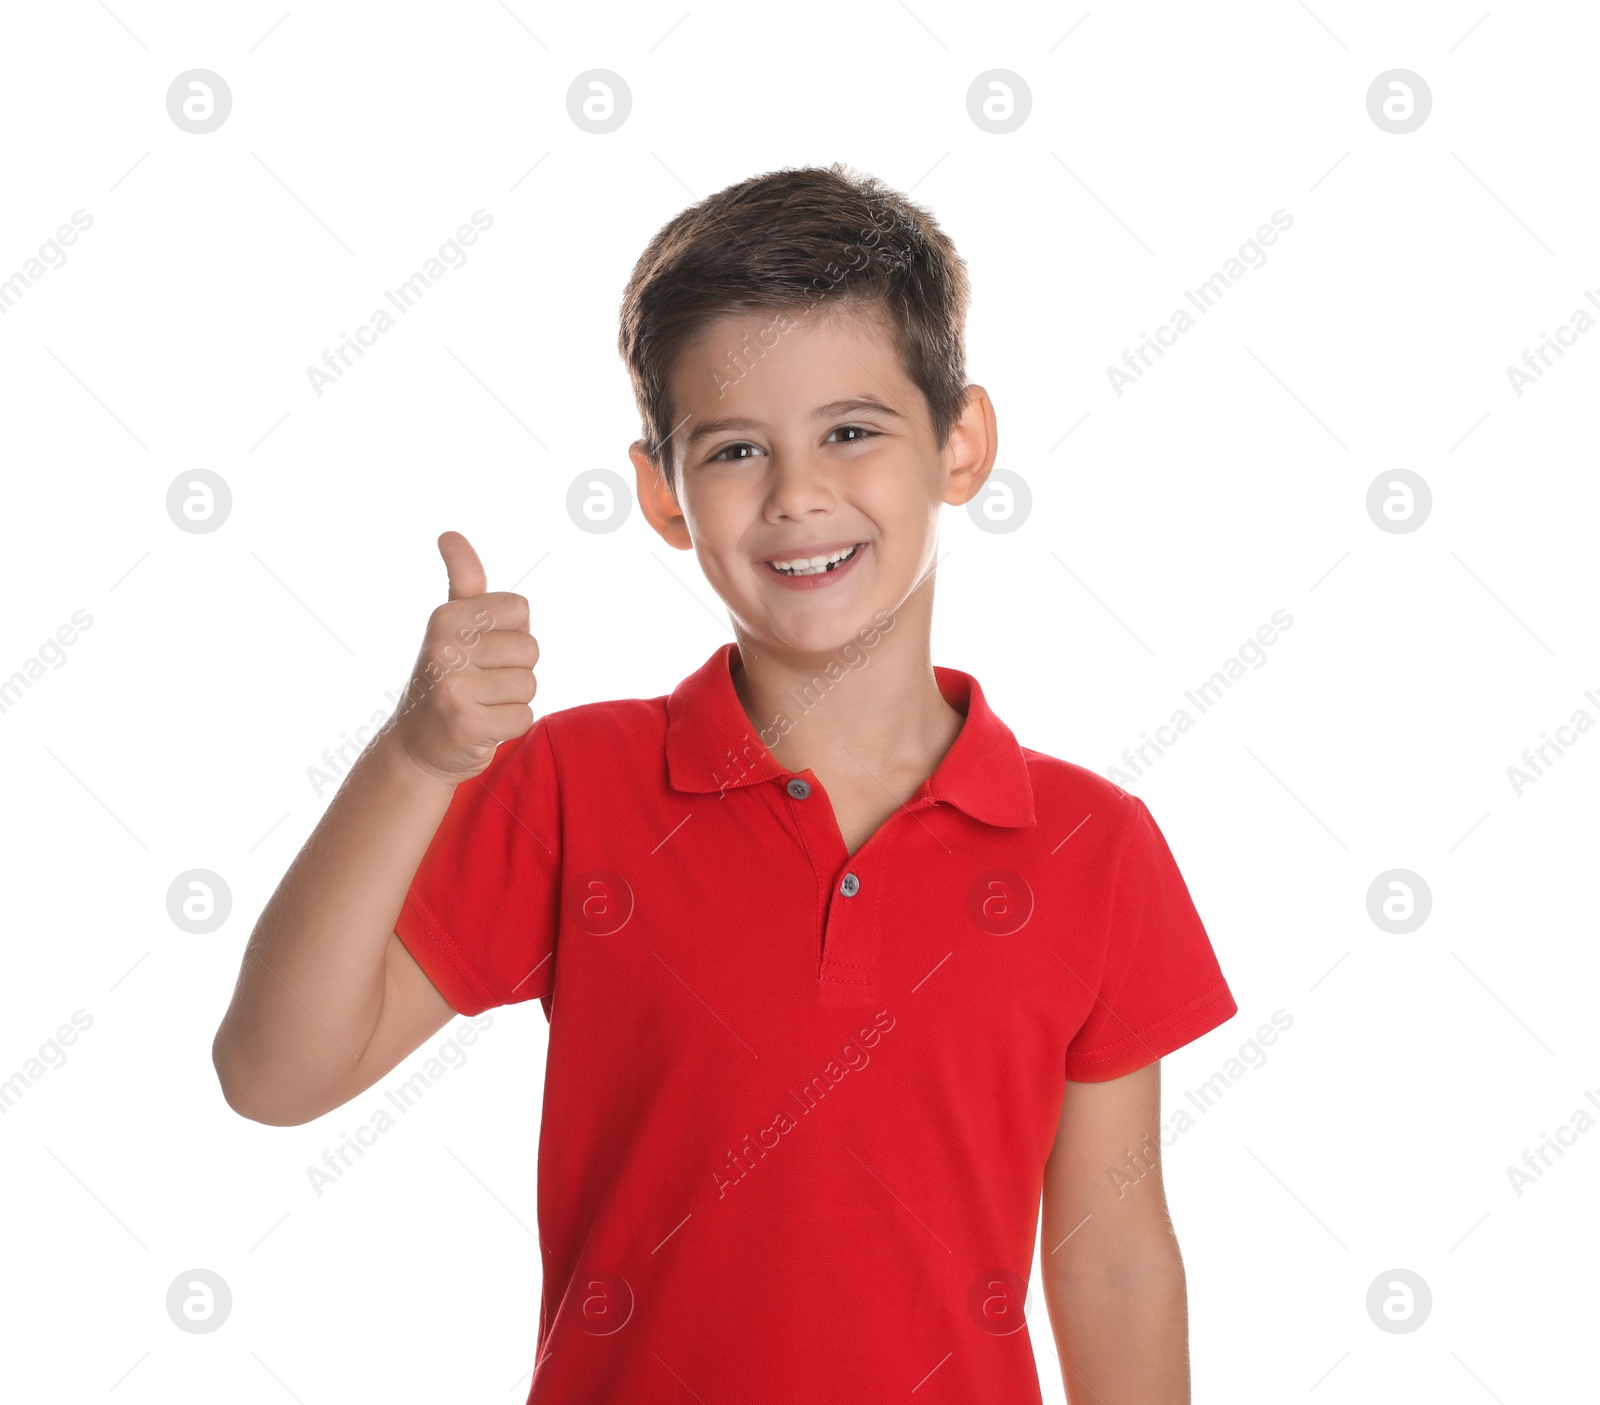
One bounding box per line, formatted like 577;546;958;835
214;163;1238;1403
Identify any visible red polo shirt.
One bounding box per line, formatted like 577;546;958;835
395;642;1237;1404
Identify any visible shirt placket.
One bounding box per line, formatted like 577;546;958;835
782;770;936;1007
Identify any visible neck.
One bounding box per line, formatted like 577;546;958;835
728;586;963;783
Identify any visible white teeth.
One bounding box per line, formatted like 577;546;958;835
768;545;860;576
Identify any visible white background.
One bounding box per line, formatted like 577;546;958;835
1;1;1596;1400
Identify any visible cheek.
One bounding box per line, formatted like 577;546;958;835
683;498;749;570
689;475;760;528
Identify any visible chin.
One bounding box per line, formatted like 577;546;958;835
749;610;888;661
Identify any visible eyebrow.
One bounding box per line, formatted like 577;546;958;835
682;396;905;450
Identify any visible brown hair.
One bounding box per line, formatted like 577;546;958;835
617;162;972;494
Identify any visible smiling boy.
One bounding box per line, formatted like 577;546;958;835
214;163;1237;1404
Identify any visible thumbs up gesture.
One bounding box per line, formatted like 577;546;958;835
391;532;540;785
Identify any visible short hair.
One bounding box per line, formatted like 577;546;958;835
617;162;971;495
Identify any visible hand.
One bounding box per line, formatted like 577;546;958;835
390;531;539;785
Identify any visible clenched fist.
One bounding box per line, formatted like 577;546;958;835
390;531;540;786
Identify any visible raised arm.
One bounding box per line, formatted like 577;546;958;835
211;532;540;1126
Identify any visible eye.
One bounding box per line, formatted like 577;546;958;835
706;425;878;462
708;440;763;462
828;424;878;445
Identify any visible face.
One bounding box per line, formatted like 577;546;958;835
631;305;997;659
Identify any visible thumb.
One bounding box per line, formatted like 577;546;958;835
438;531;488;601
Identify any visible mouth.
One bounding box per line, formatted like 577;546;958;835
758;541;869;592
764;543;863;577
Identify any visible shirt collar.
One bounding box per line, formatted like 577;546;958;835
665;642;1035;829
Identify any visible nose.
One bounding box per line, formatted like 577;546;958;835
765;443;837;521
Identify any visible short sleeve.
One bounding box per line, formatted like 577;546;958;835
1063;795;1237;1081
394;716;562;1019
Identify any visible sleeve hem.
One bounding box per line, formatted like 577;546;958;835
394;890;499;1018
1063;979;1238;1083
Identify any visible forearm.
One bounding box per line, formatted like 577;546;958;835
1043;1244;1190;1405
212;724;456;1122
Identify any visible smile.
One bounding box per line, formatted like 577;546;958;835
767;544;861;577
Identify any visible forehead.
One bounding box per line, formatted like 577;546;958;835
671;303;907;415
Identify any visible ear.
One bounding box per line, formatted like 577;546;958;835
941;385;999;508
631;440;693;549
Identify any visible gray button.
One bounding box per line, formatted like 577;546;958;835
786;777;812;800
840;872;860;897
